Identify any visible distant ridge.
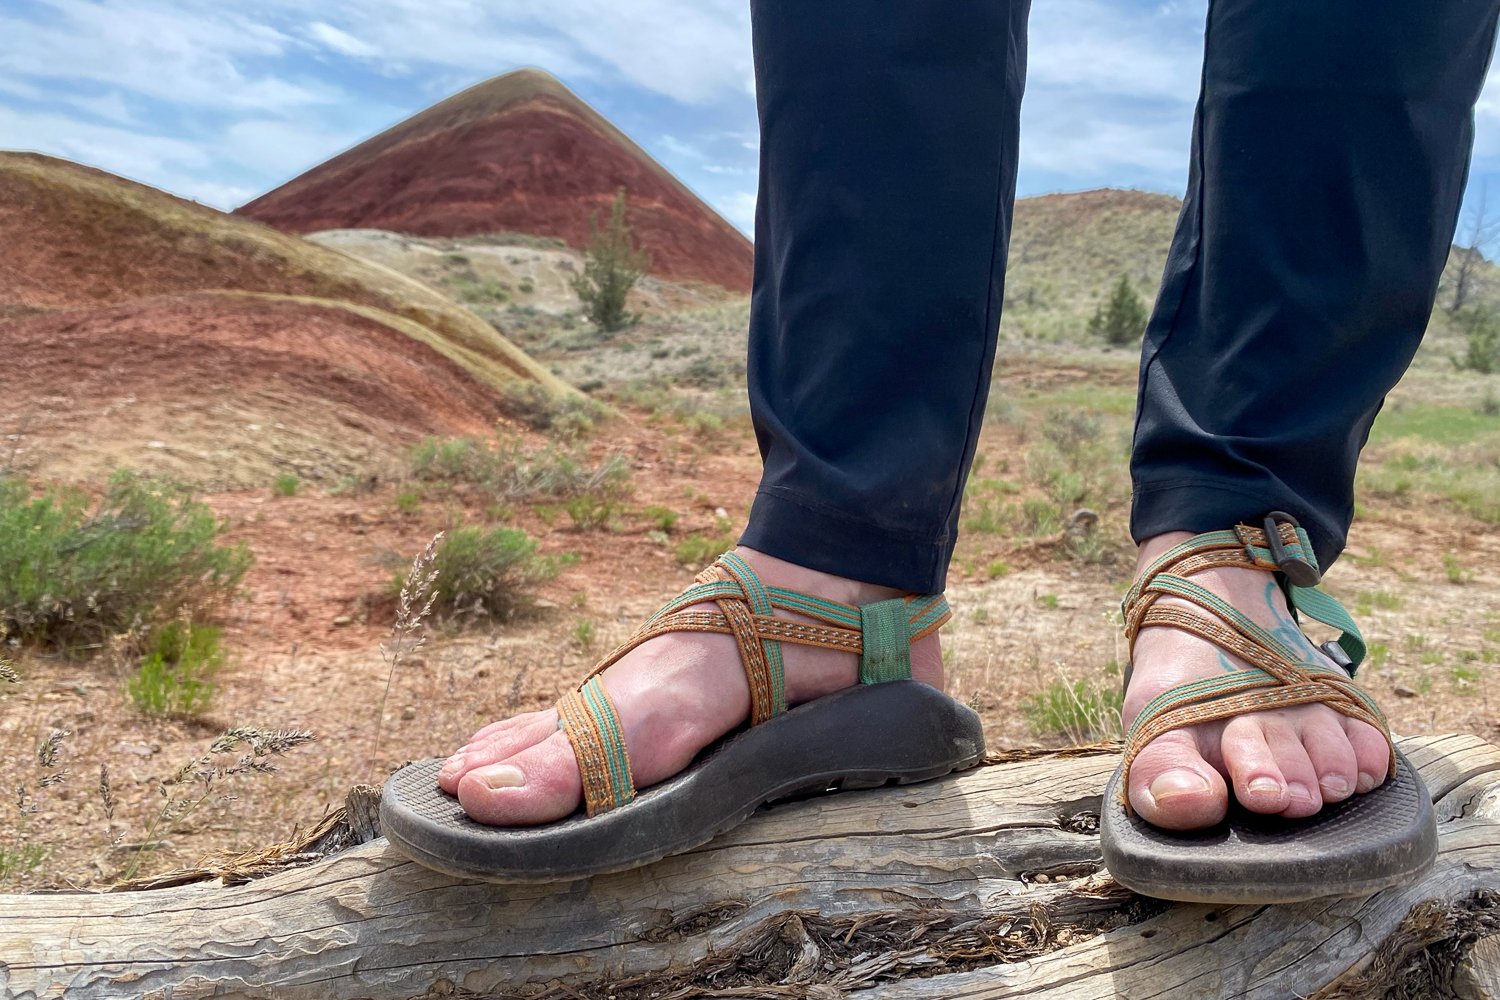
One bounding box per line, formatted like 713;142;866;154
236;68;753;292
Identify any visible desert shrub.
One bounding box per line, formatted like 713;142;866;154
1088;273;1148;347
0;473;251;649
417;526;561;620
128;621;225;717
572;187;649;333
499;382;601;439
1453;305;1500;374
408;436;630;505
273;473;299;498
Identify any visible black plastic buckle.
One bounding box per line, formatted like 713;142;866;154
1320;640;1356;678
1264;511;1320;588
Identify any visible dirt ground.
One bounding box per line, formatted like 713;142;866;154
3;393;1497;892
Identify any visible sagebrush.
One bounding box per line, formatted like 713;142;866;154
0;472;251;649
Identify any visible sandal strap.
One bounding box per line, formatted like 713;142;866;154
558;552;953;815
1118;515;1396;809
557;676;635;817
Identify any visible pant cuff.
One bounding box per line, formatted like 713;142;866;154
1130;479;1349;572
739;488;952;593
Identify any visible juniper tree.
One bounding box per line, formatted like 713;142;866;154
572;188;651;334
1088;273;1149;348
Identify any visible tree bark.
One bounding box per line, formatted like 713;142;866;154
3;734;1499;1000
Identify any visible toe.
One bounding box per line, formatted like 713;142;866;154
1127;729;1228;830
1300;712;1359;804
1220;715;1295;814
456;729;583;825
438;713;558;794
1343;717;1393;792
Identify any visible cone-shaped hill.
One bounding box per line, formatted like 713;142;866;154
236;69;753;292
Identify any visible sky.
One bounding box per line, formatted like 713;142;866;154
4;0;1500;246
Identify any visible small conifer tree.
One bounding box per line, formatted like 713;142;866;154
572;187;650;333
1088;273;1149;347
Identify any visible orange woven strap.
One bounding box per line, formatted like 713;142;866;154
557;676;635;817
1118;520;1395;810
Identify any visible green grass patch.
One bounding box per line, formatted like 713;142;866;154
127;621;225;717
0;472;251;650
272;473;299;498
1022;677;1123;741
1368;402;1500;447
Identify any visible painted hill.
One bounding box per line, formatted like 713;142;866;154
0;152;573;486
234;69;752;292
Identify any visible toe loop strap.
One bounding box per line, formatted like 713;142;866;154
558;676;635;817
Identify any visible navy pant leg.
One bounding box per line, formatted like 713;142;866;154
1130;0;1500;569
740;0;1031;593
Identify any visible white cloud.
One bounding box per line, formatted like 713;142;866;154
306;21;379;59
721;190;757;234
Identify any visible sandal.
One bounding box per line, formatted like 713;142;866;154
381;552;985;881
1100;513;1437;903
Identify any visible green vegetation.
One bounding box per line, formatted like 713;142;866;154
572;187;649;333
273;473;299;498
408;435;631;506
0;473;251;649
675;529;736;569
498;381;601;439
416;525;562;620
1453;305;1500;374
1022;677;1122;741
1088;273;1149;347
127;622;225;717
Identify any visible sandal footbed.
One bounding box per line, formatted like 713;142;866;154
380;680;984;883
1100;746;1438;904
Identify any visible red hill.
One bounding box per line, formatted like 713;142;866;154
235;69;753;292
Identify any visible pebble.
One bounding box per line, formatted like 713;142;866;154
332;615;353;627
1393;683;1419;698
401;707;417;721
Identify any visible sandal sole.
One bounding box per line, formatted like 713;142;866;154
1100;746;1438;904
380;680;985;882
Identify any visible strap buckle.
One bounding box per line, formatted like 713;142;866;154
1320;640;1356;678
1262;511;1320;588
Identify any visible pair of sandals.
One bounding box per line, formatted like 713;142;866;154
382;516;1436;903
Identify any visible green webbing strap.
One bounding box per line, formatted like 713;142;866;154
859;597;912;684
1289;585;1367;671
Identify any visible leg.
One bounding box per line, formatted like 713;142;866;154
1124;0;1499;829
437;0;1030;825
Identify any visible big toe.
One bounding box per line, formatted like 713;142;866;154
456;729;584;826
1127;731;1229;830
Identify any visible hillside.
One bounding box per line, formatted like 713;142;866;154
234;69;752;292
0;152;572;486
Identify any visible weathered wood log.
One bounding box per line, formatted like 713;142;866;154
3;734;1499;1000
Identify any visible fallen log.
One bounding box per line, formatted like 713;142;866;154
3;733;1499;1000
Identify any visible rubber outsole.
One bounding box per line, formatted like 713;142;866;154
380;680;986;883
1100;747;1438;904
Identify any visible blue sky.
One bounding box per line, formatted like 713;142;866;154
4;0;1500;245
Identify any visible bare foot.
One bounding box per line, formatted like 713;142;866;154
436;547;943;825
1122;532;1391;831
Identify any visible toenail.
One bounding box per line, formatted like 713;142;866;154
1149;769;1211;801
1248;776;1284;797
474;764;526;790
438;756;465;779
1320;775;1351;799
1356;772;1377;793
1287;781;1314;805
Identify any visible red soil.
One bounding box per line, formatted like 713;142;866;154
0;294;505;483
0;153;390;312
235;70;753;293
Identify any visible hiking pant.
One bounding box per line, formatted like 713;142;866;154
739;0;1499;593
